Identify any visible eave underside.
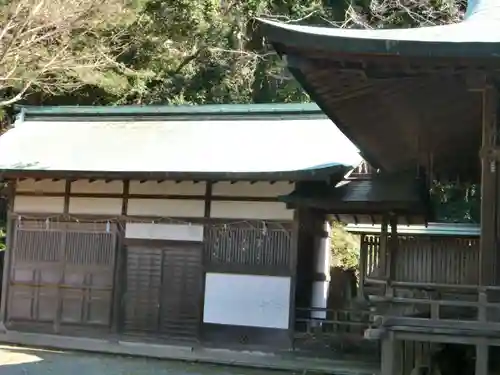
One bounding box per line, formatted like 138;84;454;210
277;47;488;181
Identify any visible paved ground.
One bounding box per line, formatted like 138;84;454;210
0;345;295;375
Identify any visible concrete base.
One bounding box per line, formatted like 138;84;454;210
0;330;379;375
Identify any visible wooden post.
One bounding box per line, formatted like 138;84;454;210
110;180;130;334
0;182;15;329
287;208;300;349
54;179;72;334
476;84;497;375
358;235;367;301
385;215;398;297
479;85;497;289
476;339;489;375
379;215;389;280
381;333;401;375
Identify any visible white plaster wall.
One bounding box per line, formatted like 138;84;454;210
130;181;206;195
69;197;123;215
125;223;204;241
71;180;123;194
13;196;65;213
203;273;291;329
210;201;293;220
127;199;205;217
212;182;294;197
16;179;66;193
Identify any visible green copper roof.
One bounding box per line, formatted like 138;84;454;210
0;105;362;180
16;103;324;120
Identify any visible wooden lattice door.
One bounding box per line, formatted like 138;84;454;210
7;221;117;331
124;242;202;340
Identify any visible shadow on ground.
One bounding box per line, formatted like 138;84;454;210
0;345;297;375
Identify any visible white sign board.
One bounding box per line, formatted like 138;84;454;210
203;273;291;329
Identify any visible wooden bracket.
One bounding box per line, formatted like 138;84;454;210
466;71;488;92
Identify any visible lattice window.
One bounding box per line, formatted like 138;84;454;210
205;221;292;271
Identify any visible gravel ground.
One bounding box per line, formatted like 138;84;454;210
0;345;294;375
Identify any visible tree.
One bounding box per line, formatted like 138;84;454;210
0;0;137;107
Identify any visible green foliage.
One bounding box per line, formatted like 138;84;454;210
330;221;360;270
2;0;467;107
431;181;480;223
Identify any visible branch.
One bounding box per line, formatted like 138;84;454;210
0;0;136;106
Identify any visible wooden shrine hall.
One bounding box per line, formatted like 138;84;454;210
259;0;500;374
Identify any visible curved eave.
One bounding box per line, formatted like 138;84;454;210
257;18;500;58
0;164;350;182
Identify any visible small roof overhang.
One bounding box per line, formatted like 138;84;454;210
280;172;432;225
0;105;362;182
345;222;480;237
257;1;500;181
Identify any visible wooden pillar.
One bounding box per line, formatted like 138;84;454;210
0;182;15;329
379;215;389;280
385;215;398;297
287;208;300;348
357;235;367;301
54;179;71;334
479;85;498;289
110;180;130;334
381;333;402;375
476;82;498;375
476;340;489;375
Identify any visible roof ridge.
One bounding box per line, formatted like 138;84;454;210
15;103;323;119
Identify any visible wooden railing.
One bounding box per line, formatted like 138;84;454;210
365;282;500;341
293;306;378;356
295;306;371;335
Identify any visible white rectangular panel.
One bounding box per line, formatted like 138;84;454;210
212;182;294;197
125;223;204;242
130;181;206;195
71;180;123;194
203;273;291;329
69;197;122;215
16;179;66;193
13;196;64;213
127;199;205;217
210;201;293;220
